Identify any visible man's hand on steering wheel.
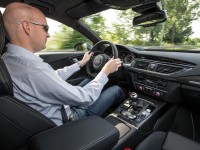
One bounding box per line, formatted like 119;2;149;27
79;51;94;67
86;40;119;78
101;57;122;76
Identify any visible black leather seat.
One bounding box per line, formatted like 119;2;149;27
135;131;200;150
0;11;56;150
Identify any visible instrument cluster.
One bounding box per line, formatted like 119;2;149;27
104;49;135;64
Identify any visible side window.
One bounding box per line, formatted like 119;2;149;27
45;18;92;51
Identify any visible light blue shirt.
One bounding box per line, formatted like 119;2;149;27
3;44;108;126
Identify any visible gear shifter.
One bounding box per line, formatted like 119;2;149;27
129;92;143;113
129;92;138;103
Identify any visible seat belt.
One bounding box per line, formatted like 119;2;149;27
61;105;68;124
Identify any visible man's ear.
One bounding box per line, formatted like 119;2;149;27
22;21;31;36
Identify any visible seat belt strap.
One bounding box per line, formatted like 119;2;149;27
61;105;68;124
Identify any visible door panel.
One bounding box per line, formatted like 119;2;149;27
37;51;88;85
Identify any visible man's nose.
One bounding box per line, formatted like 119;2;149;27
47;32;50;38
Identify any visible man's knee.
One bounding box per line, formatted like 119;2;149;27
111;85;122;93
110;85;124;98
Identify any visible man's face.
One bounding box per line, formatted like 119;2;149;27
30;13;50;52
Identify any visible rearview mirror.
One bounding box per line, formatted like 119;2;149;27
133;10;167;27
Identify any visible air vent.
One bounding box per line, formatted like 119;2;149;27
134;61;149;70
156;64;182;74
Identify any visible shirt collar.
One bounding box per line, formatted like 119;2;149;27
6;44;44;62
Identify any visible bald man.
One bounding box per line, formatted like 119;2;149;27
2;2;127;126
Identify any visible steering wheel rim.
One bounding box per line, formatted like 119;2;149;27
86;40;118;78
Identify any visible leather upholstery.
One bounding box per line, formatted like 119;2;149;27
0;11;12;95
0;11;9;55
0;58;13;95
0;96;56;150
135;131;166;150
163;132;200;150
28;116;119;150
0;11;6;54
136;131;200;150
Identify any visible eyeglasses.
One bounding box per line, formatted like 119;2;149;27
29;21;49;32
17;20;49;33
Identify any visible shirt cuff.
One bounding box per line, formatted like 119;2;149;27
95;72;109;85
72;62;81;71
77;61;82;69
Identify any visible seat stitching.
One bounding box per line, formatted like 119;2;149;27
191;112;195;140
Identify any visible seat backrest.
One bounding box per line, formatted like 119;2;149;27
0;11;56;150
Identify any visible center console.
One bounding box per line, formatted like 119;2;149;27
105;72;181;149
132;73;181;103
106;91;168;150
134;74;168;99
114;92;156;127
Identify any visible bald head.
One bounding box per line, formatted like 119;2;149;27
2;2;49;52
3;3;34;25
3;2;45;35
3;2;45;39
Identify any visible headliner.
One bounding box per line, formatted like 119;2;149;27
0;0;108;22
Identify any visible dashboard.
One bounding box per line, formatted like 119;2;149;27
104;44;199;79
104;44;200;105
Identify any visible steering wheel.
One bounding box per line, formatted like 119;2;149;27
86;40;118;78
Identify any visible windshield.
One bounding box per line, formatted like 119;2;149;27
82;0;200;51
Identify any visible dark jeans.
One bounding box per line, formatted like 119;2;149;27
71;78;127;120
